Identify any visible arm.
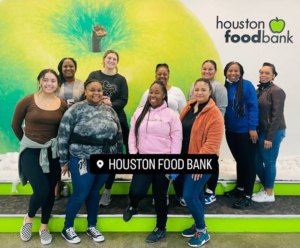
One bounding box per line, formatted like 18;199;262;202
188;83;194;101
111;76;128;111
266;88;286;142
11;96;29;141
58;107;76;166
138;90;149;107
128;110;140;154
214;84;228;117
177;88;187;114
199;116;224;155
170;114;183;154
245;82;259;131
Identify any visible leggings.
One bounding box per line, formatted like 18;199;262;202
20;148;61;224
105;120;129;190
129;174;170;229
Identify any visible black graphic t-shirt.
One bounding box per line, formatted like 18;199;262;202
87;70;128;123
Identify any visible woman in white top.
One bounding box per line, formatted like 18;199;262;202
139;63;187;116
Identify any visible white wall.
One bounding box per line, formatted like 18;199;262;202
181;0;300;157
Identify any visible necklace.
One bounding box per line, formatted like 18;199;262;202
37;93;56;108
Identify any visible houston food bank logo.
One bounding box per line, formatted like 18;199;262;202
216;16;293;43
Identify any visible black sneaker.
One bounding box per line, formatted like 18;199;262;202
146;227;167;243
61;227;81;244
86;226;105;242
123;206;138;222
233;195;252;209
224;187;244;198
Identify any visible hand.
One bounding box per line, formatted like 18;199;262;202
103;99;112;106
249;130;258;143
264;140;272;149
61;163;70;177
192;174;202;181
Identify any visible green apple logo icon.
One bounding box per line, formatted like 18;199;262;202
269;17;285;33
0;0;222;153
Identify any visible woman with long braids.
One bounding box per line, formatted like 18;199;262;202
252;63;286;203
123;80;182;243
223;61;259;209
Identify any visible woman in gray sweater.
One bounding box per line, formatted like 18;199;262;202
58;79;123;244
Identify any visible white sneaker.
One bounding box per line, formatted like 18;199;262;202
39;229;52;245
252;191;275;202
252;188;265;198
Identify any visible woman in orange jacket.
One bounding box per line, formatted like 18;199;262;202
180;78;224;247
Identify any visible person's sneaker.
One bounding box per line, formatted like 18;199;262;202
61;227;81;244
39;229;52;245
188;231;210;247
146;227;166;243
175;196;187;207
99;191;111;206
252;191;275;203
233;195;252;209
123;206;138;222
205;194;216;205
224;187;244;198
20;214;33;242
86;226;105;242
252;188;265;198
182;224;197;238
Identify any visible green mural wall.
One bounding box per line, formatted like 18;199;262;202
0;0;222;153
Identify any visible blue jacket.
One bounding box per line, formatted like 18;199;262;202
225;79;259;133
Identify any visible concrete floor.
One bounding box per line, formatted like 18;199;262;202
0;232;299;248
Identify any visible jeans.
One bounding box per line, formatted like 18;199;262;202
256;129;285;189
183;174;211;232
64;154;109;229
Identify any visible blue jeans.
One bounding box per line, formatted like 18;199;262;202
183;174;211;232
256;129;285;189
64;154;109;229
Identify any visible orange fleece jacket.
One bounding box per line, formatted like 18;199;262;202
180;98;224;156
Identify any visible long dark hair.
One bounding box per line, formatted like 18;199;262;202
57;57;77;86
194;78;215;102
224;61;245;118
134;80;168;144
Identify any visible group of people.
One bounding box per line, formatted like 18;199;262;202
11;49;286;247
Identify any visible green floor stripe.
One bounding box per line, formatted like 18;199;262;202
1;181;300;196
0;216;299;233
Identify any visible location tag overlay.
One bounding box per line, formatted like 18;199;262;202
90;154;219;174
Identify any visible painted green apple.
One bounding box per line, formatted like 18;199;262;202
269;17;285;33
0;0;222;153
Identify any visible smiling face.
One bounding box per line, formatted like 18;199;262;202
259;66;274;83
85;82;103;104
62;59;76;80
201;62;216;81
38;72;58;94
148;83;166;109
193;81;211;104
103;52;118;70
226;64;241;82
155;67;169;86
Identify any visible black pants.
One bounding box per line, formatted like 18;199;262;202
129;174;170;229
173;174;184;198
20;148;61;224
105;120;129;189
206;172;219;193
226;131;256;196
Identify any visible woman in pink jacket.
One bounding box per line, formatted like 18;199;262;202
123;80;182;243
